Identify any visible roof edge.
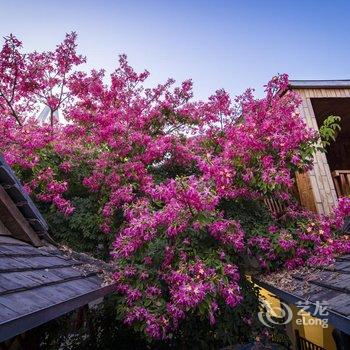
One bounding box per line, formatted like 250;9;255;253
289;79;350;89
0;283;117;343
253;277;350;336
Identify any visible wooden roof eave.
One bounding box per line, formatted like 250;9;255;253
0;186;41;246
0;155;49;244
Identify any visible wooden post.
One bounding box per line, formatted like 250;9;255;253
295;172;317;212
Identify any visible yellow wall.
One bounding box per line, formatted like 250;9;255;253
258;286;337;350
290;304;336;350
259;286;282;317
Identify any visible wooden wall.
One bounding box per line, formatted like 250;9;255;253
293;87;350;214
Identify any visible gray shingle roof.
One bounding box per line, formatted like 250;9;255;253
0;235;115;343
289;80;350;89
255;255;350;335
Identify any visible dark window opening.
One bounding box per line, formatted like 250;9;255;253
311;97;350;171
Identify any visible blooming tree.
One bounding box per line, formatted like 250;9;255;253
0;32;84;127
1;33;350;343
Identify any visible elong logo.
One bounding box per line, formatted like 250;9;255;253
258;299;293;328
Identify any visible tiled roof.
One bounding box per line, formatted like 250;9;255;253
255;255;350;335
0;235;116;343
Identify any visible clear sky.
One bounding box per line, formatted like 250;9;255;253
1;0;350;99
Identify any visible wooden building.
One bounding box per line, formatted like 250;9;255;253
288;80;350;214
257;81;350;350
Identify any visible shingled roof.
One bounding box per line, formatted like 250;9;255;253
0;235;115;343
254;255;350;335
0;155;116;343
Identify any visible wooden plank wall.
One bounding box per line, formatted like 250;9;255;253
293;87;350;214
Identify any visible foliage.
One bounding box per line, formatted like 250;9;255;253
319;115;341;148
36;197;114;259
1;33;350;344
31;291;289;350
30;296;151;350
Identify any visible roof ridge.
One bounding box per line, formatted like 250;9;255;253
0;261;83;274
0;253;51;259
0;242;30;247
0;272;99;297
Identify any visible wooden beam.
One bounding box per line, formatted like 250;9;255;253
0;219;11;235
0;186;41;246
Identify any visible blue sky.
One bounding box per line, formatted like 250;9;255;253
1;0;350;99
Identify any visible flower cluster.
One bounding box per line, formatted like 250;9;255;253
115;254;242;339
